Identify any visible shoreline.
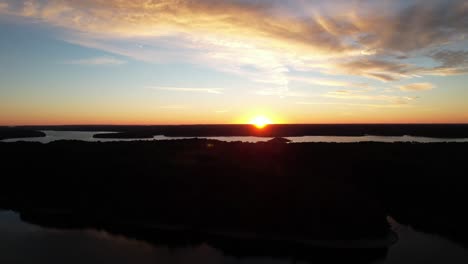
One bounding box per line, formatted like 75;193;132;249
3;124;468;139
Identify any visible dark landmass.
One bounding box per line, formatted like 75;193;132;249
14;124;468;138
0;140;389;241
1;140;468;259
0;127;45;140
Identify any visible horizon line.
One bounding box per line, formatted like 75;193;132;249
3;123;468;127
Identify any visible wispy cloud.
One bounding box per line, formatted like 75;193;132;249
149;86;223;94
1;0;467;89
323;90;418;105
296;101;412;109
64;56;126;66
399;83;435;92
289;76;369;89
334;59;422;82
254;88;317;98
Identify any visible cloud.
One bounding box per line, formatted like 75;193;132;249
289;76;369;89
399;83;435;91
1;0;467;87
334;59;422;82
64;56;126;66
149;86;223;94
355;1;468;54
323;90;418;105
424;67;468;76
430;50;468;67
254;88;317;98
296;101;412;109
334;55;468;82
0;0;353;53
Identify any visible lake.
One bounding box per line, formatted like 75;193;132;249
1;211;468;264
3;130;468;143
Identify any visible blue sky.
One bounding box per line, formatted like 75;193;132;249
0;0;467;125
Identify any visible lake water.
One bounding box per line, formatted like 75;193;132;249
1;211;468;264
3;130;468;143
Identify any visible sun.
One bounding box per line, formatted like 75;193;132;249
249;116;272;129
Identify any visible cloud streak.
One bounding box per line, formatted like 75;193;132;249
399;83;435;92
296;101;412;109
149;86;223;94
323;90;418;105
334;59;421;82
289;76;369;89
64;56;126;66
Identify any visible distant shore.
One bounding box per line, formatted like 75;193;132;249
0;127;45;140
3;124;468;139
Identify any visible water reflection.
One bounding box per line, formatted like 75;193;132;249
0;211;301;264
378;219;468;264
0;210;387;264
1;211;468;264
2;131;468;144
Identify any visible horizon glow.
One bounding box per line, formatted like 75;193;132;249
0;0;467;125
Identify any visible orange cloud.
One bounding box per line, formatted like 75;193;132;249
399;83;435;92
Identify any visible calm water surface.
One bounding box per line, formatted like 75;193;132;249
3;131;468;143
1;211;468;264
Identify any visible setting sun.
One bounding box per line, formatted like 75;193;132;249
249;116;272;129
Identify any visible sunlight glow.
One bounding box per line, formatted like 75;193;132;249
249;116;272;129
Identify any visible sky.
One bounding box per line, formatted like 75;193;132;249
0;0;467;125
